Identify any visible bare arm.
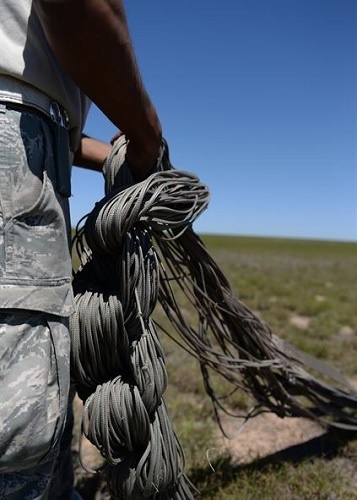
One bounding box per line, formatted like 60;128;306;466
73;134;112;172
34;0;162;180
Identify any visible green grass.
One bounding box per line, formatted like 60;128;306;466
198;235;357;374
73;234;357;499
191;442;357;499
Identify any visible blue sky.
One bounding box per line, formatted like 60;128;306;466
70;0;356;241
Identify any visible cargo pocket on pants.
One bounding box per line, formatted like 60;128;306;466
0;311;70;472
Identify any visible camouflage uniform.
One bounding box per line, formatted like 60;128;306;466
0;105;76;499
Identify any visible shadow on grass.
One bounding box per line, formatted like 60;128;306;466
190;428;357;498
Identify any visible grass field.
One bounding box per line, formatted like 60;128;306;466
73;234;357;499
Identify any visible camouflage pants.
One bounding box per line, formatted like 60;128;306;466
0;104;77;498
0;311;73;499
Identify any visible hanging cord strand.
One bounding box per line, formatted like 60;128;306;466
155;226;357;427
71;136;357;499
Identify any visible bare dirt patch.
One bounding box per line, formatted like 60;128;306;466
215;412;325;464
337;325;355;338
289;314;311;330
215;378;357;465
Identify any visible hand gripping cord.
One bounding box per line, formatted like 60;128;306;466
71;136;357;499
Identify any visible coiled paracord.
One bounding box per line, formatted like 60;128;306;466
71;137;204;498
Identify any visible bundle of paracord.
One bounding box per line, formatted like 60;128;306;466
70;136;357;499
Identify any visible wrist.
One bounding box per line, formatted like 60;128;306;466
126;108;162;180
126;136;162;181
131;107;162;153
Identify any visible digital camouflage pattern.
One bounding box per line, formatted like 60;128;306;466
0;105;75;499
0;311;70;497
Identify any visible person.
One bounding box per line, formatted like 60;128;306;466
0;1;162;498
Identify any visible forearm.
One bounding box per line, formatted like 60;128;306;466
73;134;112;172
35;0;162;177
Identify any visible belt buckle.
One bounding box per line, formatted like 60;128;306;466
49;101;69;129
